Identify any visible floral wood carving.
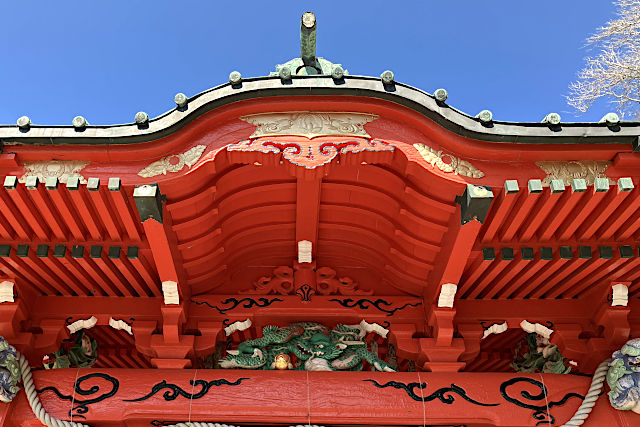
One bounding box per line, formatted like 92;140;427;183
227;138;394;169
413;143;484;178
19;160;89;184
241;266;373;296
138;145;206;178
240;112;378;139
535;160;612;186
316;267;373;295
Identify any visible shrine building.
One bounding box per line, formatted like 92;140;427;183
0;11;639;427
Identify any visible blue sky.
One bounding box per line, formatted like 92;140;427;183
0;1;618;125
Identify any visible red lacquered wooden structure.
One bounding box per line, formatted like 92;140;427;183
0;14;639;427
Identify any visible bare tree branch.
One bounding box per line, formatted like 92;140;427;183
568;0;640;118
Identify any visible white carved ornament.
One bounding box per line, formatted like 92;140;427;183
298;240;312;263
109;317;133;335
240;112;378;139
67;316;97;334
481;322;508;340
437;283;458;308
138;145;206;178
162;280;180;305
0;281;14;303
19;160;89;184
413;143;485;178
224;318;252;337
351;319;389;339
612;283;629;307
520;320;553;339
535;160;612;186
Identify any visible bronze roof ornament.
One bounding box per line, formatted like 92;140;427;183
272;11;347;77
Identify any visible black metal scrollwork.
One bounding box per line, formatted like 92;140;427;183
329;298;421;317
36;372;120;419
500;377;584;425
191;297;283;314
363;379;499;407
296;283;315;301
124;377;249;402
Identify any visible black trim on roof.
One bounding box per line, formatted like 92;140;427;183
0;75;638;148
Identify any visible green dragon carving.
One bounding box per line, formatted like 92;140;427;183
43;330;98;369
220;321;395;371
511;332;571;374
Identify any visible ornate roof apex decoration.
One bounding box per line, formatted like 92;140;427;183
19;160;89;184
240;112;377;139
413;143;485;179
270;12;348;77
535;160;612;186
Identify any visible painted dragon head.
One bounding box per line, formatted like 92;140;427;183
292;333;345;361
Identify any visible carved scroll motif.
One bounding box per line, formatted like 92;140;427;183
19;160;89;184
413;143;484;178
227;138;393;169
240;266;373;296
240;112;378;139
138;145;206;178
535;160;612;186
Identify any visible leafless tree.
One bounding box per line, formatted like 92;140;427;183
568;0;640;118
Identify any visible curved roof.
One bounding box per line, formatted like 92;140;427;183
1;75;638;149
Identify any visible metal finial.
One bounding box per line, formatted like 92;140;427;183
135;112;149;125
434;89;448;103
174;93;188;108
542;113;561;125
229;71;242;85
476;110;493;123
72;116;88;128
600;112;620;125
17;116;31;129
381;70;394;84
300;12;317;66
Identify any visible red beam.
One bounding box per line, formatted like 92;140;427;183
6;368;631;427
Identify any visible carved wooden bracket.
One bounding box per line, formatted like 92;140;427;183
241;264;373;297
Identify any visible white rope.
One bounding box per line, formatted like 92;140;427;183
18;349;327;427
560;358;611;426
16;351;90;427
15;344;612;427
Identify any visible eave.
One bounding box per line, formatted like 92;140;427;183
1;75;638;148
